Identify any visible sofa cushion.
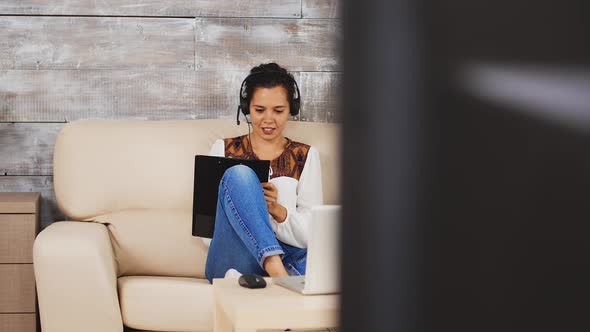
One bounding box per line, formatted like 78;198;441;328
94;209;207;278
118;275;213;332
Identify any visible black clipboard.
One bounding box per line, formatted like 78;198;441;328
192;155;270;238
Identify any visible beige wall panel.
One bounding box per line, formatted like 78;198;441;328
0;17;194;70
302;0;340;18
0;0;301;18
0;123;62;176
299;72;341;123
0;177;66;229
0;264;35;312
0;314;36;332
0;214;36;263
195;18;341;71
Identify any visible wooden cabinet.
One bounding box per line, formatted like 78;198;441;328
0;193;40;332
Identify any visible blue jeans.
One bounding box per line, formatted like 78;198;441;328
205;165;307;283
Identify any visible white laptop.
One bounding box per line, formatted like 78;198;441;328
273;205;341;295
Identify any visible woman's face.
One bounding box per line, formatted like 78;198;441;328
249;85;291;142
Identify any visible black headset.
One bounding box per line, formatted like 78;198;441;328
236;71;301;125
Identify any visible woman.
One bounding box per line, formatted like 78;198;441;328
203;63;323;283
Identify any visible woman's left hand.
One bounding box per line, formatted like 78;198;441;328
262;182;287;223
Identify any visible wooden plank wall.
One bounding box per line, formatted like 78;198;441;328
0;0;341;229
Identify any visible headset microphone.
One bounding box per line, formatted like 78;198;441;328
236;105;252;126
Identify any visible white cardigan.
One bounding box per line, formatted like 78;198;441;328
201;138;323;248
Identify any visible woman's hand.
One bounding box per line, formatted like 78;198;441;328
262;182;287;223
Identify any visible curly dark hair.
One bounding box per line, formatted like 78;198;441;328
243;63;297;110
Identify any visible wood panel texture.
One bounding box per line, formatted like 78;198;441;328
0;16;195;70
0;70;338;122
0;177;66;229
0;264;36;312
195;18;341;71
300;72;341;122
0;0;302;18
0;314;36;332
0;214;37;263
0;123;62;175
0;70;199;121
302;0;340;18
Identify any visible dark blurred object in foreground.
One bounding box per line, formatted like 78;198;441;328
341;0;589;331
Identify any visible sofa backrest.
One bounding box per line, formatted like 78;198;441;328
53;119;340;277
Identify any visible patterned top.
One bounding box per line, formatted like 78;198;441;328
224;135;311;181
206;134;323;248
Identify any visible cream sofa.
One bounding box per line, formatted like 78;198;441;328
33;119;340;332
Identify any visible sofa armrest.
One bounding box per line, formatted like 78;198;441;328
33;221;123;332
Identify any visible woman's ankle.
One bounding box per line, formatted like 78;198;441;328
263;255;289;277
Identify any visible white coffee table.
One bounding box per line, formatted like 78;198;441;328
213;277;339;332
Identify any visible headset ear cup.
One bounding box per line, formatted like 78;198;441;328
291;99;300;116
290;80;301;116
239;76;250;117
240;99;249;116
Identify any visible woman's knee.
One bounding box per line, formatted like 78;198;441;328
222;164;258;186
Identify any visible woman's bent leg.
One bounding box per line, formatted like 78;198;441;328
205;165;284;282
205;197;267;282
